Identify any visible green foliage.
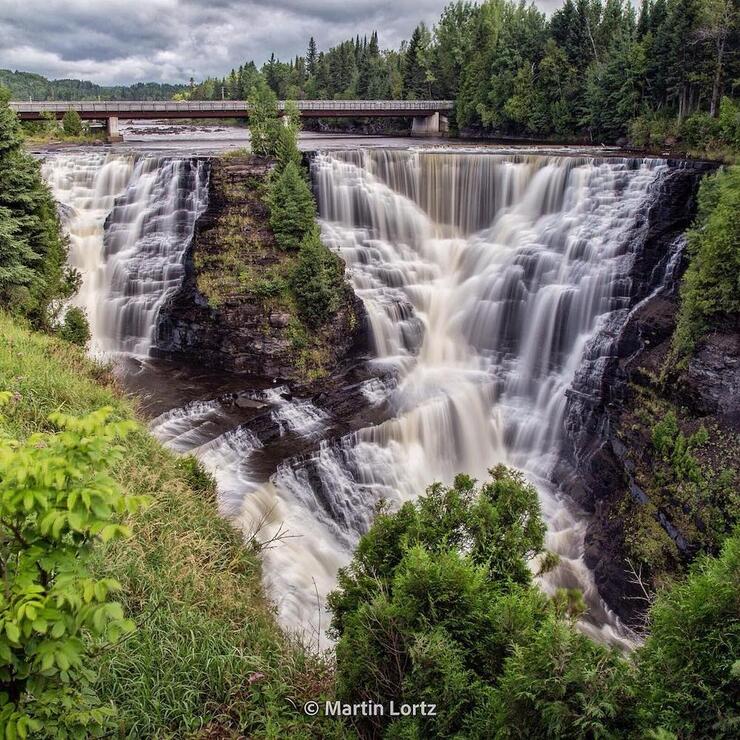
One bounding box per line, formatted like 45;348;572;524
636;531;740;739
0;88;72;326
490;616;636;738
672;165;740;358
0;313;342;737
248;81;279;156
0;402;147;737
291;228;345;328
57;307;90;347
267;160;315;251
61;109;82;137
0;69;184;102
329;467;552;737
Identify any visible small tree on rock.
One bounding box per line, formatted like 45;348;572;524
291;228;345;328
267;160;315;251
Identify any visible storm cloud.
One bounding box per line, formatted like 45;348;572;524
0;0;562;86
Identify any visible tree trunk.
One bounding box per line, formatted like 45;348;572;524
710;35;726;118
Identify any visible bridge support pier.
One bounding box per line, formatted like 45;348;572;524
411;112;441;137
106;116;123;143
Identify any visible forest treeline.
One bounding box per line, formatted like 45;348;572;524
5;1;738;149
0;69;184;102
183;0;739;147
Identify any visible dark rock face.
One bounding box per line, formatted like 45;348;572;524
155;156;368;383
679;322;740;428
557;161;719;624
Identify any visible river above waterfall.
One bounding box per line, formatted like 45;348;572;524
41;141;685;651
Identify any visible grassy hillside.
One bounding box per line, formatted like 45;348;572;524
0;312;343;738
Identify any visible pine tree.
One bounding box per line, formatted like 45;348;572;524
248;82;279;156
291;228;344;327
0;87;71;324
267;161;315;251
404;24;433;99
307;37;318;78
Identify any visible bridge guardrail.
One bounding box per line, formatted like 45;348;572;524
10;99;455;115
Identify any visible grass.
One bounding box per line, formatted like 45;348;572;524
0;312;345;738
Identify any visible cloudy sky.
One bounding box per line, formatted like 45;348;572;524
0;0;561;86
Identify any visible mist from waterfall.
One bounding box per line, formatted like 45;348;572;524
42;152;208;357
224;149;668;648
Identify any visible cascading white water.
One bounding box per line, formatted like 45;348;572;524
42;152;208;357
227;149;669;647
47;145;673;650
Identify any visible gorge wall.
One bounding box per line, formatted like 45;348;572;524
559;160;739;624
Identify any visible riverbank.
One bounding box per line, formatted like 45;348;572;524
0;312;342;737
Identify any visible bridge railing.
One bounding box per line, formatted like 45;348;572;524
10;99;454;114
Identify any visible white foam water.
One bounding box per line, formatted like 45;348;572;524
232;150;668;647
42;152;208;357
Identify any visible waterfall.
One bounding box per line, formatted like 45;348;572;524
230;149;669;647
42;152;208;357
47;146;674;649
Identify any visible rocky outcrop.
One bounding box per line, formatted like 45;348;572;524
156;155;368;383
556;161;730;625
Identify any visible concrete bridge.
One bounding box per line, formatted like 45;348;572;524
10;99;453;141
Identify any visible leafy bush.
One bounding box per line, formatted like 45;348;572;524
61;109;82;137
328;467;551;737
718;96;740;150
58;306;90;347
291;229;345;328
0;401;148;737
267;160;315;251
489;616;636;738
680;112;722;149
672;165;740;358
636;531;740;739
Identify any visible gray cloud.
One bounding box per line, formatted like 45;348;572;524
0;0;563;86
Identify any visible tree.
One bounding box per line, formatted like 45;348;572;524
0;88;72;326
306;37;318;78
404;23;434;99
291;228;345;328
490;616;636;738
671;165;740;358
432;1;478;99
0;402;148;736
248;81;279;156
698;0;737;116
328;467;551;737
0;206;38;311
62;109;82;136
267;160;315;251
58;306;91;346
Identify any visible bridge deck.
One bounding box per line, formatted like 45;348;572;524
11;100;454;120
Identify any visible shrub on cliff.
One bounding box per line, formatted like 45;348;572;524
267;160;315;251
0;401;147;736
291;228;344;327
635;531;740;738
328;467;571;738
671;165;740;359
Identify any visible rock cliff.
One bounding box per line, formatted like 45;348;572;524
156;155;367;383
